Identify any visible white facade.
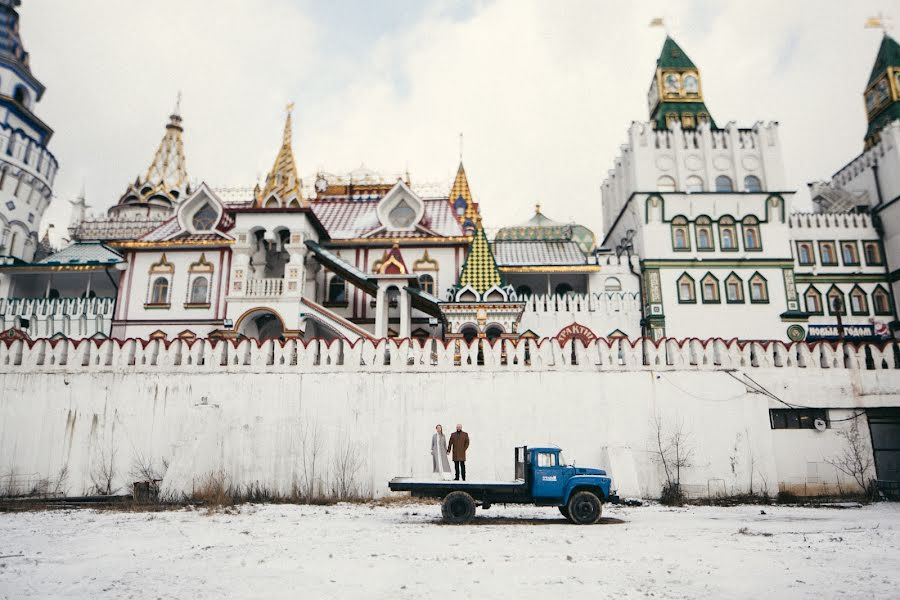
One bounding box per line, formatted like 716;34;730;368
0;1;58;262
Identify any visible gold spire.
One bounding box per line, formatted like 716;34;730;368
448;162;480;226
142;94;189;197
256;103;306;207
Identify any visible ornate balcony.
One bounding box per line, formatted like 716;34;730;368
244;278;285;297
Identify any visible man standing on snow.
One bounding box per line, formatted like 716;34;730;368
447;424;469;481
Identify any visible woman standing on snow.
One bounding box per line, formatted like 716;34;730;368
431;424;451;479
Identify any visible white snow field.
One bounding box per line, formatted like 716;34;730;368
1;502;898;599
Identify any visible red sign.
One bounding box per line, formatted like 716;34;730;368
556;323;597;345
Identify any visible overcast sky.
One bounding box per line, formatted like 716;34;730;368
20;0;897;243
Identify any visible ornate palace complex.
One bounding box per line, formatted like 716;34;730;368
3;32;898;347
1;3;900;499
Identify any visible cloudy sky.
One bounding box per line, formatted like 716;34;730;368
21;0;897;242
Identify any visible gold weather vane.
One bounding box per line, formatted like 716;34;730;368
459;132;463;162
287;101;295;114
865;13;892;31
649;16;672;35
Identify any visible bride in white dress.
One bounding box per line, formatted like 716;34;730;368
431;424;452;480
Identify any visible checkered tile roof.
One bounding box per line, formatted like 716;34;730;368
491;241;588;266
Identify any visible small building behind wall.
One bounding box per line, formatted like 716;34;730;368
0;241;122;338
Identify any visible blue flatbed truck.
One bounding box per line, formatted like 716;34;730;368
388;446;618;524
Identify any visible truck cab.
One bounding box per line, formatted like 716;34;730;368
526;447;613;508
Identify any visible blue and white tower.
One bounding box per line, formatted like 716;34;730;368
0;0;57;262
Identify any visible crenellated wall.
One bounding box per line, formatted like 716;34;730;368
0;337;896;502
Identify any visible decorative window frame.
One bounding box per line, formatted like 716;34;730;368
849;285;869;316
656;176;676;193
725;272;744;304
872;285;893;316
796;241;815;266
146;253;175;308
804;286;824;315
676;273;696;304
718;216;738;252
826;285;846;316
185;253;214;308
839;240;860;266
700;273;720;304
748;272;769;304
818;241;838;266
741;216;762;251
863;241;884;266
417;273;436;296
694;216;714;251
685;175;704;193
671;216;691;251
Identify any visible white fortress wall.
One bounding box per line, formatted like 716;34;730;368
0;337;896;500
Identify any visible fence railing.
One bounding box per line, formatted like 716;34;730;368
1;336;896;374
244;278;285;297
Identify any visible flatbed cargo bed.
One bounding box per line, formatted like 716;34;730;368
388;477;530;502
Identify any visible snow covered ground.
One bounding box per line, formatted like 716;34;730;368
1;502;898;599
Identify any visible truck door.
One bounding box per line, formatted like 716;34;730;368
532;451;566;499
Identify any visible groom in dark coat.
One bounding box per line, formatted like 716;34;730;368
447;424;469;481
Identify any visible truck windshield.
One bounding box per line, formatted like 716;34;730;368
558;453;568;466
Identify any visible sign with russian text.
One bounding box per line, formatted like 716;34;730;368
806;323;884;341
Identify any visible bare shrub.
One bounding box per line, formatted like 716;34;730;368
331;435;365;501
300;418;325;500
91;447;118;495
825;420;875;494
650;412;694;505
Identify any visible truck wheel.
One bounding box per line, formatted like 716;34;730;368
441;491;476;524
558;505;574;523
567;491;602;525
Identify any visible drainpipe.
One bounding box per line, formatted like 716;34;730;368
872;161;885;206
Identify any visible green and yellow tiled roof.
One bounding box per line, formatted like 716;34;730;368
458;225;502;293
448;162;480;228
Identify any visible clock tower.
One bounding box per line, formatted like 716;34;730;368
863;33;900;147
648;36;716;131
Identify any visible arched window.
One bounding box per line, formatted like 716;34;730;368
749;273;768;303
515;285;533;298
864;241;883;266
264;197;279;208
715;175;733;192
719;217;737;250
328;276;347;304
827;286;846;315
460;325;479;344
671;216;690;250
819;241;837;265
744;175;762;192
797;242;814;265
695;216;713;250
189;276;209;304
47;288;60;300
604;277;622;292
389;200;416;228
841;242;859;266
725;273;744;303
685;176;704;193
805;287;823;314
453;197;466;216
701;273;720;303
554;282;574;296
485;325;503;342
873;286;892;315
13;85;29;107
191;203;218;230
151;277;170;305
849;287;868;315
418;273;435;295
677;273;696;303
656;176;676;193
742;216;761;250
